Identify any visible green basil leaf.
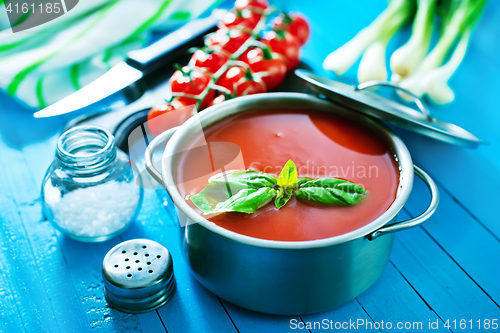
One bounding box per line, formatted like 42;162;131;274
227;170;278;187
277;160;298;188
296;187;363;205
298;178;366;194
190;193;216;214
212;187;277;214
190;170;277;213
275;186;292;209
296;177;366;206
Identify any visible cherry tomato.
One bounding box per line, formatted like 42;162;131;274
235;0;269;13
216;66;250;93
235;79;266;96
189;48;229;75
274;12;310;46
206;29;252;56
208;94;227;107
176;95;198;107
220;9;262;31
170;66;211;96
238;46;287;90
170;66;214;109
147;99;194;137
261;29;300;71
216;65;266;97
208;89;238;107
200;90;216;109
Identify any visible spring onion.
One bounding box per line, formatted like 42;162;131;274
323;0;415;76
390;0;437;81
323;0;488;105
420;28;471;104
398;0;488;101
357;40;389;83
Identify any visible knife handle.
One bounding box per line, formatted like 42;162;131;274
126;9;226;73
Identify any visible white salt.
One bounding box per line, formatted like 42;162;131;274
49;181;141;238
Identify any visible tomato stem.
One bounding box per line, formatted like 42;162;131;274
243;67;254;81
174;63;184;72
189;46;216;55
260;45;274;60
280;12;293;25
272;27;287;40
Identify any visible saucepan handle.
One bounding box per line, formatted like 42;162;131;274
144;127;179;189
368;165;439;241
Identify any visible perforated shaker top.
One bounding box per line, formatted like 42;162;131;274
102;239;175;313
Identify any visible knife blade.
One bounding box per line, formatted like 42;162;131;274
34;9;226;118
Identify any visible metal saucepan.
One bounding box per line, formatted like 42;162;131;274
145;93;439;315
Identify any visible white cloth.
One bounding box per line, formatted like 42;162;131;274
0;0;216;109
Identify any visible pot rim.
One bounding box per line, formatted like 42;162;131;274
161;93;414;249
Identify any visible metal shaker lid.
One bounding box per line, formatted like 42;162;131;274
102;239;175;313
295;70;483;148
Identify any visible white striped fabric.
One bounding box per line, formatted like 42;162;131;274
0;0;216;109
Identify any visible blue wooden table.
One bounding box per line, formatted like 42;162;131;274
1;0;499;332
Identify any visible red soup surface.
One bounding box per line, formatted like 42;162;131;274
176;108;400;241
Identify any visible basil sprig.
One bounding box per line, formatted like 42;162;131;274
190;160;366;214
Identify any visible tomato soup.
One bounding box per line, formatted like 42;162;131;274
176;108;400;241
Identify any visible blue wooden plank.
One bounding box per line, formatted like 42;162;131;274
0;196;43;333
356;262;449;332
0;205;58;333
138;312;169;333
468;1;500;67
0;252;25;332
303;299;378;333
0;138;89;333
391;211;500;325
17;205;95;333
403;173;500;306
221;300;301;333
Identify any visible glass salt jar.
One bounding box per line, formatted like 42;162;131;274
41;126;143;242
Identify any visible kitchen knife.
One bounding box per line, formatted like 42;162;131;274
34;9;226;118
